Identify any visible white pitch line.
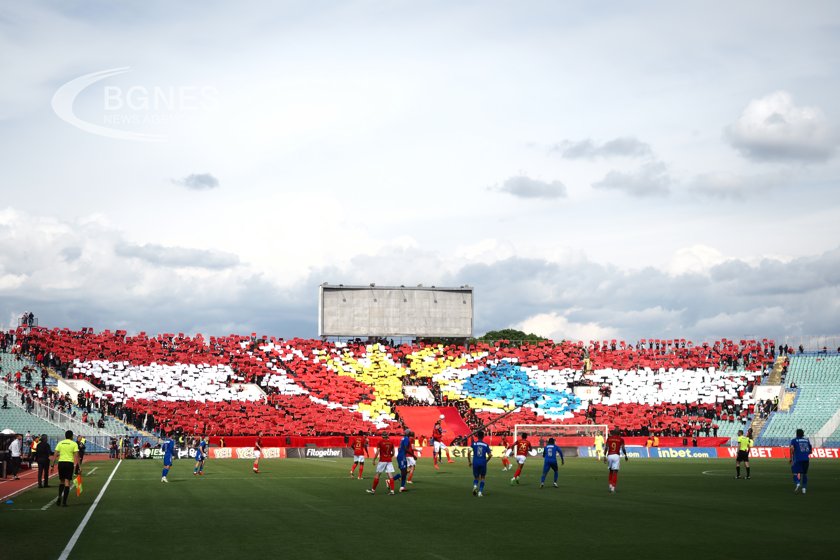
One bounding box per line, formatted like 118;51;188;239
86;467;99;476
57;460;122;560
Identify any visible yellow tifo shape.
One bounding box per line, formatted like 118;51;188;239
323;348;407;419
404;346;470;378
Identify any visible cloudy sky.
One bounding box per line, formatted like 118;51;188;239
1;0;839;346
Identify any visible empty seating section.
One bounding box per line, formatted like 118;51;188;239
8;327;782;438
761;356;840;443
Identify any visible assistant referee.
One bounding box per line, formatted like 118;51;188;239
52;430;80;507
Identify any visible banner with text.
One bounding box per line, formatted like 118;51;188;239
209;447;286;459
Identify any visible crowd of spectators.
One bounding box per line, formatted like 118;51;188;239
1;326;831;438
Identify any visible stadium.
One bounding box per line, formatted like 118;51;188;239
2;287;839;558
4;2;840;559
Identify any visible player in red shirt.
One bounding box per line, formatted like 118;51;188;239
604;429;628;492
252;432;263;474
432;419;454;470
366;433;397;495
500;435;513;471
406;435;418;484
349;431;369;479
510;433;532;484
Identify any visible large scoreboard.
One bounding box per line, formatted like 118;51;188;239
318;284;474;338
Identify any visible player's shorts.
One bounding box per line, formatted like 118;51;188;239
375;461;395;474
397;458;408;470
195;451;204;462
433;440;447;453
253;449;261;459
515;455;527;465
607;453;620;470
57;462;75;481
791;460;809;474
353;454;365;463
406;457;416;467
472;464;487;478
504;448;513;457
543;462;559;472
736;450;749;462
163;455;173;467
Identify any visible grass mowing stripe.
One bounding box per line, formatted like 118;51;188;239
57;459;122;560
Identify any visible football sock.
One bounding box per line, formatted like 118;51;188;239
162;467;169;477
802;474;808;488
358;464;364;477
63;486;70;504
793;474;799;484
736;466;740;477
514;467;522;478
746;467;750;477
473;478;478;486
554;473;558;483
407;470;413;482
372;478;379;490
479;480;485;492
350;463;357;474
58;486;63;499
387;479;394;491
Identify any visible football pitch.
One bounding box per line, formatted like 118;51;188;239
3;457;838;559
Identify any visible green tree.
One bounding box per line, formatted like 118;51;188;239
476;329;549;344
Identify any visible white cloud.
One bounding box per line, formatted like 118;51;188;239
592;162;670;197
173;173;220;190
515;311;619;343
115;242;239;269
553;137;653;159
689;171;789;199
495;175;567;199
726;91;836;162
666;245;727;276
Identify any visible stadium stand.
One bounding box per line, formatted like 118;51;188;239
759;354;840;445
7;327;780;441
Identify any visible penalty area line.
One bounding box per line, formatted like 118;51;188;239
57;459;122;560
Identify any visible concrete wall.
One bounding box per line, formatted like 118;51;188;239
319;285;473;338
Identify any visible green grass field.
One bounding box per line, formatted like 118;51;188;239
3;457;838;559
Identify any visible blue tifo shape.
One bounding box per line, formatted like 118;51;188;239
461;361;582;417
5;500;12;504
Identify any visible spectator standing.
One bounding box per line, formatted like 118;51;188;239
9;434;23;479
35;434;52;488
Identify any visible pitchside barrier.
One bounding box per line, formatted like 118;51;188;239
146;446;840;460
577;446;840;459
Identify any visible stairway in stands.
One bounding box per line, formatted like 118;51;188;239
766;356;787;385
396;406;470;442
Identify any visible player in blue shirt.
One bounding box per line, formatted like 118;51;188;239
393;429;411;492
193;437;207;476
161;433;175;483
790;428;813;494
540;437;564;488
471;431;492;497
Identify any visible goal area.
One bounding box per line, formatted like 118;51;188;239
513;424;609;446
